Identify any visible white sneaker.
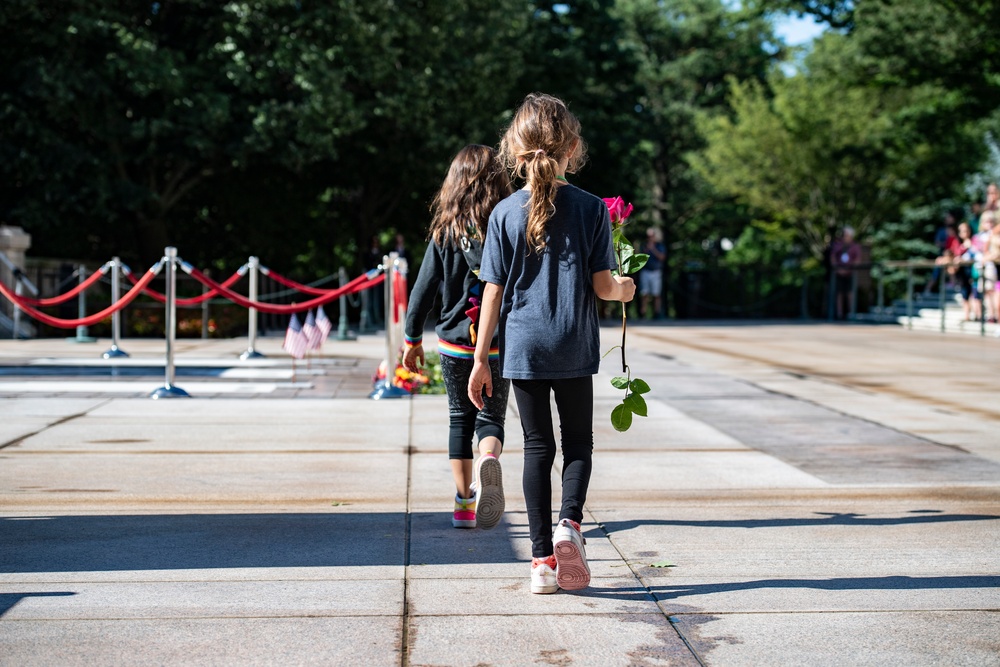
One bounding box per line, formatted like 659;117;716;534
553;518;590;590
530;556;558;594
473;454;504;529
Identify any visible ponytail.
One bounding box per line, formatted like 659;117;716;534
499;93;586;254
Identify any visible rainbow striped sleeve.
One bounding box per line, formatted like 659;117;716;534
404;333;422;347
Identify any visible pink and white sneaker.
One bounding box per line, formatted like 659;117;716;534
452;494;476;529
531;555;558;594
553;518;590;590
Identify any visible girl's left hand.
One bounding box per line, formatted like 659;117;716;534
468;359;492;410
403;344;424;372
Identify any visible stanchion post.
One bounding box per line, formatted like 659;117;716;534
370;252;408;400
337;266;356;341
12;280;22;340
102;258;129;358
150;247;190;399
69;263;97;343
359;288;371;334
201;268;210;340
240;256;265;360
906;267;914;330
938;263;947;333
980;264;987;337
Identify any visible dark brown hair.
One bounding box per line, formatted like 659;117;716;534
429;144;511;247
498;93;586;253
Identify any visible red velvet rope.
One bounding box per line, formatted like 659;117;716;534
264;269;336;297
19;266;108;307
0;265;162;329
184;265;384;314
393;271;408;324
126;267;245;306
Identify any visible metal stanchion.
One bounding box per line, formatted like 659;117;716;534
201;268;210;340
13;280;23;340
150;247;190;399
938;264;947;333
370;253;408;400
240;256;265;360
906;267;914;330
69;264;97;343
337;266;356;341
0;251;38;339
102;257;129;358
360;287;373;333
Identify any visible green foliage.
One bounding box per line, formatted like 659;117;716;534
4;0;996;308
693;31;982;258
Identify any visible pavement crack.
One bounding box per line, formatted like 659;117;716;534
401;394;414;667
0;399;112;451
588;509;709;667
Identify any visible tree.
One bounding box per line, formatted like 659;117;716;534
1;1;366;263
0;1;529;271
693;32;981;260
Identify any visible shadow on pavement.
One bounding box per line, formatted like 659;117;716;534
595;509;1000;535
0;512;518;573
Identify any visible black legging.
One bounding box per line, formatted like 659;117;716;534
512;376;594;558
440;355;508;459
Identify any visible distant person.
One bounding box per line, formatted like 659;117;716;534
364;235;384;326
468;93;635;595
639;227;666;319
830;226;861;319
402;145;512;530
956;222;982;322
984;212;1000;324
926;223;962;294
985;182;999;213
392;233;409;262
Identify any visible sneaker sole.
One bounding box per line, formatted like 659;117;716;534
554;539;591;590
475;457;504;529
452;518;476;528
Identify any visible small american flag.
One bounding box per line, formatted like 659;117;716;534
283;312;308;359
302;310;320;350
315;305;332;344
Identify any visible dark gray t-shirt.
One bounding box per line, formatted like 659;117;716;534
479;184;616;380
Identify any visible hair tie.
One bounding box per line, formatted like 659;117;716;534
533;149;546;157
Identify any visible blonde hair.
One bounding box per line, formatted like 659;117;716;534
498;93;586;253
429;145;511;247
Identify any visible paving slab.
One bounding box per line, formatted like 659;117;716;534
1;325;999;666
0;579;403;618
0;617;401;667
407;613;699;667
670;611;1000;667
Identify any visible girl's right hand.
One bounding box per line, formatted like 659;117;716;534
402;343;424;372
468;359;493;410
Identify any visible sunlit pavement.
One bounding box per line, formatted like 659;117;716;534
1;323;998;666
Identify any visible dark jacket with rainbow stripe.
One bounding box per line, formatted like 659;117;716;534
403;240;500;359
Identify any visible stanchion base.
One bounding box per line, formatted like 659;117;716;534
240;349;266;361
67;336;98;344
369;382;410;400
102;346;130;359
149;385;191;399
